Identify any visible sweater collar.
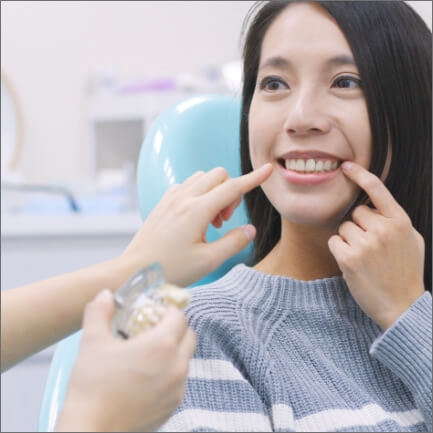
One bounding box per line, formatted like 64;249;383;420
218;264;358;311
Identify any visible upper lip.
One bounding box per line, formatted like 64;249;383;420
278;150;343;161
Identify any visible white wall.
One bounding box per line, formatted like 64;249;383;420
1;1;255;183
1;1;431;184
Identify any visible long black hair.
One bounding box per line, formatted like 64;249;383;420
240;1;432;292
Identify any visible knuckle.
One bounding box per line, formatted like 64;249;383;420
362;177;380;194
227;177;242;194
351;205;366;219
338;221;350;235
167;184;181;197
372;223;388;241
358;234;370;249
173;198;193;218
394;215;411;231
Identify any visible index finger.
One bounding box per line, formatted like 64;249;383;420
203;163;273;218
341;161;404;218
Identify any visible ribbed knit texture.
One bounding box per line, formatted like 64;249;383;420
160;264;432;432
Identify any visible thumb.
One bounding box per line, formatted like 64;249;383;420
207;224;256;266
82;289;115;337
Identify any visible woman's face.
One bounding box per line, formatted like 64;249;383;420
248;3;372;228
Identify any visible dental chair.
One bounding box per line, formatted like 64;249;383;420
38;94;251;431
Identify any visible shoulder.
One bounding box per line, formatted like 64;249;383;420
185;267;243;329
183;265;253;354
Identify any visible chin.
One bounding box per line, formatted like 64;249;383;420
278;202;351;229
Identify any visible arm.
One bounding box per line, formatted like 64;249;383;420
1;164;273;372
1;256;145;371
369;292;432;432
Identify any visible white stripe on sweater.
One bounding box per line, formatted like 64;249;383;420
184;359;425;431
160;408;272;432
189;358;248;382
272;403;424;431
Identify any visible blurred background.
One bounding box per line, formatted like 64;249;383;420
1;1;431;431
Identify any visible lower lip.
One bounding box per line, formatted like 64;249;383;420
277;163;341;185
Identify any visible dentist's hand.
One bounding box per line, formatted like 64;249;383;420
121;164;273;287
56;289;196;432
328;161;425;331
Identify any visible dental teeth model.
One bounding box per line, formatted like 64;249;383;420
110;263;190;339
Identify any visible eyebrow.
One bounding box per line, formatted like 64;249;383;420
259;55;357;71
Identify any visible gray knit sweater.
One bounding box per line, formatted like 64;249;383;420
160;264;432;432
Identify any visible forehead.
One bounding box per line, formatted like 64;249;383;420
260;3;354;62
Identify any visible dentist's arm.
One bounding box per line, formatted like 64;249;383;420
1;163;273;371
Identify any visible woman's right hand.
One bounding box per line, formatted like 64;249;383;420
121;163;273;287
56;290;196;432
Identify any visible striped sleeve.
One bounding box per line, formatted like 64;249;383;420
369;291;432;432
159;358;273;432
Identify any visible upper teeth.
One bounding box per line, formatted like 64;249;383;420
285;159;339;173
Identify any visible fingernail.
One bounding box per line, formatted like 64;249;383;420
96;289;112;302
242;224;256;241
342;161;353;170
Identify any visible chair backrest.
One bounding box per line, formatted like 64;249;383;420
137;94;250;285
38;94;249;431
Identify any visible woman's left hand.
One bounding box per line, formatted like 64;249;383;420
328;161;425;331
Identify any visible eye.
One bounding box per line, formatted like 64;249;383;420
332;75;362;89
259;76;289;92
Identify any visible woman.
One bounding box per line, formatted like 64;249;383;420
159;1;432;432
2;164;273;431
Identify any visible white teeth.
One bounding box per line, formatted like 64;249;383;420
305;159;315;172
323;160;332;171
284;158;339;173
295;159;305;171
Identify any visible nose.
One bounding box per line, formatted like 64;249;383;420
284;90;331;136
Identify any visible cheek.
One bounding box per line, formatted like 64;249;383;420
248;99;266;166
248;95;284;167
341;102;372;168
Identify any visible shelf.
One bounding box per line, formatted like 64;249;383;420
1;211;142;238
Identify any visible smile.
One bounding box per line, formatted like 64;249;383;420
277;158;342;185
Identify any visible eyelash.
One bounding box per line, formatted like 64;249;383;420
259;75;363;91
259;76;287;91
333;76;363;89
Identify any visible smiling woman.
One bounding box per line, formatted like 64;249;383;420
158;1;432;432
242;0;431;288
